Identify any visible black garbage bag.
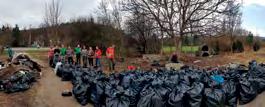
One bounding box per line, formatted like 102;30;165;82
137;79;171;107
62;67;73;81
222;80;237;107
121;74;132;89
249;60;258;71
90;78;107;105
137;90;162;107
124;87;139;107
106;95;130;107
56;65;63;77
164;74;179;89
4;82;30;93
167;83;190;107
249;65;265;79
179;71;191;85
72;83;90;105
202;73;212;88
239;78;257;105
105;86;130;107
186;82;204;107
130;76;150;93
3;71;35;93
72;77;82;86
248;77;265;94
189;71;203;83
203;88;226;107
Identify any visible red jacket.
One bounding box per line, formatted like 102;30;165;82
95;49;102;58
48;48;54;58
106;47;114;59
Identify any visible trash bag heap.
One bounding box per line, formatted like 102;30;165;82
0;53;41;93
56;60;265;107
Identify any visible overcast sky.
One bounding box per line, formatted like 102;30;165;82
0;0;265;36
0;0;100;28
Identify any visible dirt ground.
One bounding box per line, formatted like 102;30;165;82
0;54;92;107
1;48;265;107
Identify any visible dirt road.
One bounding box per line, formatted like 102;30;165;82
29;59;92;107
0;54;92;107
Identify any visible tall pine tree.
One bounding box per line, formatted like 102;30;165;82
12;24;20;47
246;32;254;46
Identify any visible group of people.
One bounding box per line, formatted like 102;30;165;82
48;44;116;71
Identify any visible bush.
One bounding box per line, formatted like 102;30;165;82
233;40;244;53
253;42;260;52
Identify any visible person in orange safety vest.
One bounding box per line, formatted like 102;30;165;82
106;44;115;71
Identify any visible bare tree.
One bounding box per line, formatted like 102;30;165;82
44;0;62;27
223;0;242;52
124;0;230;48
43;0;62;43
96;0;112;25
110;0;123;30
125;8;157;54
96;0;123;30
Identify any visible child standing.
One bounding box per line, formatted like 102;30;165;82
74;44;81;65
88;47;94;67
95;46;102;67
66;46;74;65
81;45;88;67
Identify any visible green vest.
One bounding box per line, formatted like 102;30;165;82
60;48;67;56
74;47;81;54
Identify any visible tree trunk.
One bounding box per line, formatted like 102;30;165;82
230;32;234;53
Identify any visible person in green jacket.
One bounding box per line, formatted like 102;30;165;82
7;47;14;60
60;44;67;63
74;44;81;65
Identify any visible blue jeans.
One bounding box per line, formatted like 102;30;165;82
96;58;101;67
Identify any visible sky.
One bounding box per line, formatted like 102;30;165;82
0;0;100;29
0;0;265;36
242;0;265;37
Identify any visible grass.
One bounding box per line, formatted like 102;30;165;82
163;46;177;53
181;46;199;53
163;46;199;53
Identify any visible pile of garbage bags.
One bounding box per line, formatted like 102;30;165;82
0;53;41;93
0;70;36;93
56;60;265;107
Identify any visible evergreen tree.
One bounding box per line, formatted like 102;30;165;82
12;24;20;47
1;25;5;32
246;32;254;45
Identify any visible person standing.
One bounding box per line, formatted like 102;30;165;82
106;44;115;71
170;52;179;63
95;46;102;67
7;47;14;60
54;45;60;54
53;45;61;67
88;47;94;67
48;46;54;67
81;45;88;67
60;44;67;63
66;46;74;65
74;44;81;65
